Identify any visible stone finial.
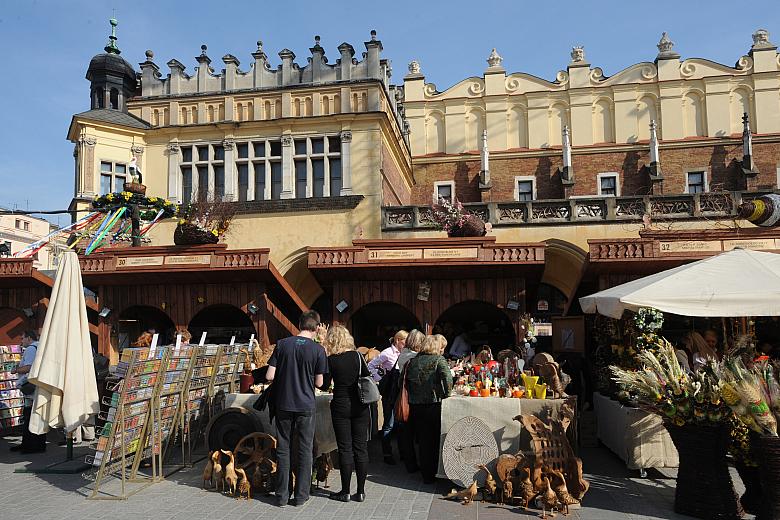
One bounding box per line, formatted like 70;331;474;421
145;49;154;61
196;44;211;65
104;18;121;55
486;48;503;68
312;35;323;52
200;44;208;56
752;28;774;49
370;30;377;41
408;60;421;75
252;40;267;61
656;32;679;59
570;46;585;63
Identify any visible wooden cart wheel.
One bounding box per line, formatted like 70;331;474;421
234;432;277;470
495;454;520;482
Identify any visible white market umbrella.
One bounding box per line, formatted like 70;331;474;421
579;248;780;318
27;251;99;435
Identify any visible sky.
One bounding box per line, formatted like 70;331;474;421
1;0;779;225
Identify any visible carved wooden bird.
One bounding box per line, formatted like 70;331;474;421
314;452;332;489
548;469;579;515
517;467;537;510
251;464;265;491
500;478;513;505
202;450;215;489
222;449;239;496
476;464;497;499
537;476;559;519
236;468;251;500
445;480;478;505
212;450;224;492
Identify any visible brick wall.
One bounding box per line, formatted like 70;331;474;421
381;141;411;205
409;141;780;205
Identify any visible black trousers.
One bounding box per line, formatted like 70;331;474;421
275;409;316;504
21;405;46;452
331;398;370;494
408;402;442;481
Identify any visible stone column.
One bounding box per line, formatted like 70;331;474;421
223;138;236;201
280;135;294;199
339;131;353;196
79;135;97;196
167;141;181;203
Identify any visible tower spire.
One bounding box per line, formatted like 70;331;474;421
104;17;121;55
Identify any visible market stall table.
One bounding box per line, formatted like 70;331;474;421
436;395;572;478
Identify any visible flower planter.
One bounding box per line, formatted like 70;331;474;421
173;223;219;246
122;182;147;195
751;434;780;520
666;423;743;520
447;215;486;237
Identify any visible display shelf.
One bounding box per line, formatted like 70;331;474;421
0;345;24;432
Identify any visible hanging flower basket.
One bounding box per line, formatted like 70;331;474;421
430;199;487;237
173;223;219;246
447;214;487;237
666;423;743;520
750;433;780;520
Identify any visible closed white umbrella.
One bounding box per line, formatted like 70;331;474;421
27;251;99;435
579;248;780;318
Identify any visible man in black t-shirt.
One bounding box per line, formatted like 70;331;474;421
266;310;328;507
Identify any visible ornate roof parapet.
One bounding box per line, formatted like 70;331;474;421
752;28;775;50
138;31;391;97
569;46;588;66
656;32;680;60
486;48;504;71
748;28;779;73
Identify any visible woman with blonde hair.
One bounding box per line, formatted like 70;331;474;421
321;325;370;502
405;333;452;483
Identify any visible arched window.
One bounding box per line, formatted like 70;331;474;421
293;98;301;117
95;88;105;109
548;104;568;147
235;103;243;122
207;105;215;123
152;109;160;126
593;99;614;143
333;94;341;114
109;88;119;109
730;89;751;135
264;100;272;120
683;92;706;137
247;101;253;121
426;111;446;154
274;99;282;119
636;96;658;141
466;108;485;152
305;97;313;116
508;106;528;149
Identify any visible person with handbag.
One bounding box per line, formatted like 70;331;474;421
368;329;407;464
320;325;377;503
10;330;47;454
395;329;424;472
404;334;452;484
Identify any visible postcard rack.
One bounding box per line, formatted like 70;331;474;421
0;345;24;431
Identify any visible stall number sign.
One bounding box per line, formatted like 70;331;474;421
659;241;722;254
368;249;423;261
116;255;211;267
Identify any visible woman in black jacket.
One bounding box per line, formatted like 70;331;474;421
322;325;370;502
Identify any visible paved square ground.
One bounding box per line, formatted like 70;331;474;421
0;431;753;520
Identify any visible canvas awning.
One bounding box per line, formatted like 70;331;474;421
579;248;780;318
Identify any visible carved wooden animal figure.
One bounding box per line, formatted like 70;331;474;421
531;462;544;491
538;362;567;398
202;450;215;489
538;476;559;519
314;452;332;488
548;469;579;515
222;449;239;496
476;464;497;499
236;468;251;500
212;450;224;492
252;464;265;491
500;478;513;505
517;467;536;510
445;481;478;505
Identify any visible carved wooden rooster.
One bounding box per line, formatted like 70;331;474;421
212;450;224;492
537;476;559;519
548;468;579;515
236;468;251;500
476;464;497;499
517;467;537;510
445;480;478;505
202;450;215;489
314;452;332;489
222;449;239;496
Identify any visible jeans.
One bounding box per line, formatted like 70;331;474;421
21;406;46;452
408;402;442;482
331;398;370;494
275;409;316;504
381;404;395;456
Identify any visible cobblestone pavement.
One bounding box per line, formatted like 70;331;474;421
0;431;752;520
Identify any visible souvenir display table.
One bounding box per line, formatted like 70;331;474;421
593;392;678;472
436;395;571;478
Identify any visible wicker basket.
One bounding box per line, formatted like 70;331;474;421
752;434;780;520
122;182;146;195
173;223;219;246
734;462;761;515
666;424;743;520
447;215;487;237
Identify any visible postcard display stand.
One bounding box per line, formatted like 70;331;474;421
0;345;24;430
87;344;247;498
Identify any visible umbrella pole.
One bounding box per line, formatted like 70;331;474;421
14;430;89;474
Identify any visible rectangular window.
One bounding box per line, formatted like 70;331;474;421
598;173;619;197
181;166;192;202
98;161;128;194
295;140;307;156
237;164;249;202
181;147;193;163
311;138;324;154
329;136;341;153
295;159;308;199
197;165;208;197
271;161;282;199
23;221;30;232
687;171;706;194
213;145;224;161
434;181;455;203
237;143;248;159
312;159;325;197
197;146;209;162
330;158;342;196
515;177;535;202
270;141;281;157
214;165;225;199
254;163;266;200
14;219;21;229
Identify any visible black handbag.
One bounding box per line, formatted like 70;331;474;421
252;382;276;423
356;352;381;405
20;381;36;396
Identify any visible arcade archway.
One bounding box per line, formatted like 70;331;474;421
189;304;255;344
434;300;516;354
349;302;421;350
0;307;27;345
117;305;175;350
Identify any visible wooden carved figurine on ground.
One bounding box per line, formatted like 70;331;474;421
236;468;252;500
476;464;497;500
202;450;215;489
518;467;537;510
548;468;579;515
500;477;513;505
212;450;224;492
314;452;332;489
222;449;239;496
537;476;560;519
444;481;478;505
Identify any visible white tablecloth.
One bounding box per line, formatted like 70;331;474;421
593;392;678;470
437;396;568;477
